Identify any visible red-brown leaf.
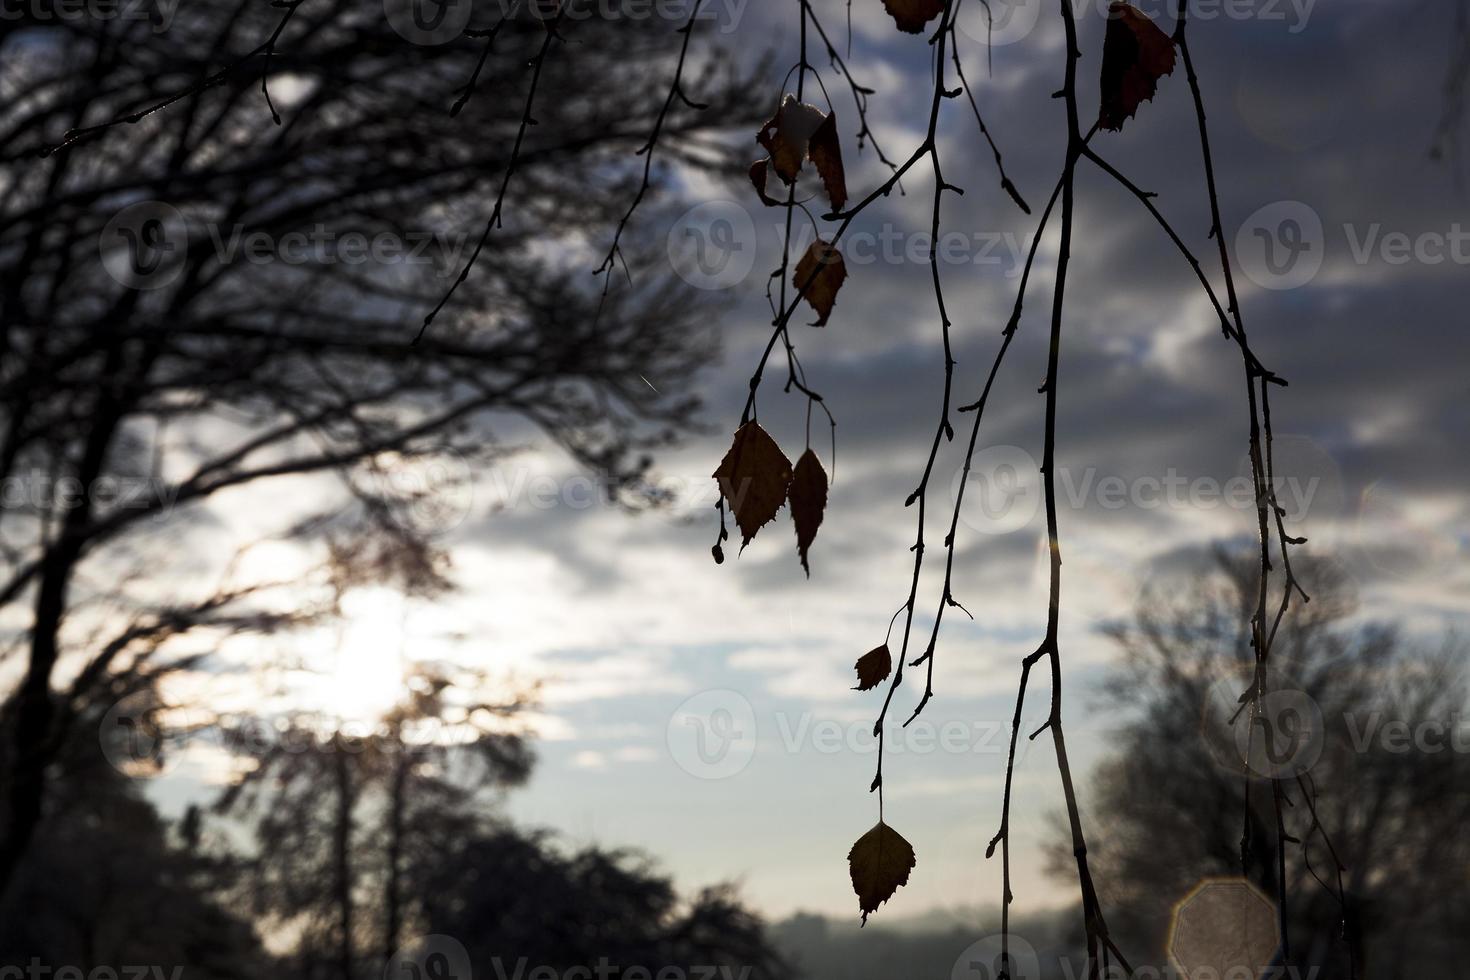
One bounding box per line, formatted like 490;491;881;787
712;422;793;550
794;239;847;327
748;160;781;207
1099;2;1176;132
757;95;827;184
788;449;828;576
882;0;944;34
853;645;892;692
807;111;848;212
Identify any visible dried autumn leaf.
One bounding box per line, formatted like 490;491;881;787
794;239;847;327
757;95;827;184
712;422;793;550
848;821;916;924
748;160;781;207
882;0;944;33
1098;2;1177;132
788;449;828;576
853;645;892;692
752;97;848;212
807;112;848;212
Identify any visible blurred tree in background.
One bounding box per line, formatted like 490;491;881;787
0;0;761;898
1051;550;1470;979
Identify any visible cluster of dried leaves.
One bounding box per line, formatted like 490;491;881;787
712;422;828;575
713;0;1181;924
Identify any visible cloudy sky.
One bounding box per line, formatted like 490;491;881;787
168;0;1469;925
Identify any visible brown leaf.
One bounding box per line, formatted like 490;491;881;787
1098;2;1176;132
748;160;782;207
853;644;892;692
753;97;848;212
848;821;916;924
712;422;793;550
794;239;847;327
788;449;828;576
757;95;827;184
882;0;944;33
807;112;848;212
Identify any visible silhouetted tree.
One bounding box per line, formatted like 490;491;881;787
0;0;762;894
1049;548;1470;979
209;666;788;980
210;663;531;980
0;679;272;976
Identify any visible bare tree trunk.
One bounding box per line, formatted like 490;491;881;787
0;343;128;897
384;752;408;962
333;745;355;980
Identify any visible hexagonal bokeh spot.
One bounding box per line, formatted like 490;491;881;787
1169;878;1281;980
